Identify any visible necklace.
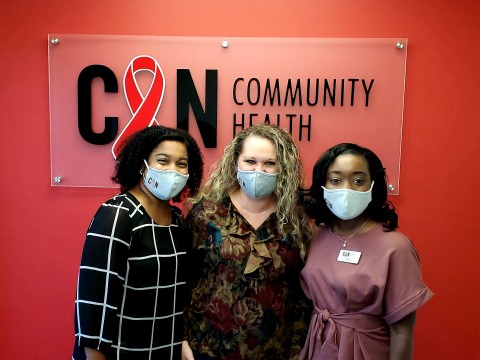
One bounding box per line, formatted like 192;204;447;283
333;218;370;248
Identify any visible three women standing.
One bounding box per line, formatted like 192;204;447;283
74;124;433;360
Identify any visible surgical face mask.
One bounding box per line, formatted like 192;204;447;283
322;181;374;220
142;160;189;201
237;168;278;199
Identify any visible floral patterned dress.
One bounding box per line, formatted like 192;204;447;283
184;199;311;360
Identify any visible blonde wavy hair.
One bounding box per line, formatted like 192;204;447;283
188;124;313;251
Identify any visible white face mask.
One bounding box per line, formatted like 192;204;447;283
237;168;278;199
322;181;374;220
143;160;189;200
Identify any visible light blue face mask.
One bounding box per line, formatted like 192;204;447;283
143;159;189;200
322;181;374;220
237;168;278;199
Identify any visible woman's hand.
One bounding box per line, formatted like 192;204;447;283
389;311;416;360
182;340;195;360
84;347;106;360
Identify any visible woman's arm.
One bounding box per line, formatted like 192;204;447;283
389;311;416;360
74;199;132;354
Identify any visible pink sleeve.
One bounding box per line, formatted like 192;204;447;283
382;234;434;325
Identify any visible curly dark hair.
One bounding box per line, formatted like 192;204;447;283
111;125;204;203
300;143;398;231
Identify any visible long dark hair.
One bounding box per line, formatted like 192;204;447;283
300;143;398;230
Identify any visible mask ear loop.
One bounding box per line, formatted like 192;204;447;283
141;159;150;176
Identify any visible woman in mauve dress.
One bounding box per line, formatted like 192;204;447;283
299;143;433;360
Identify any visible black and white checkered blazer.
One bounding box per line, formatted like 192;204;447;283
73;192;189;360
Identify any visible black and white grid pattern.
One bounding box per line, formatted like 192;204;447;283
73;193;188;360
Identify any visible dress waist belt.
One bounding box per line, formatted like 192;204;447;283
304;307;386;360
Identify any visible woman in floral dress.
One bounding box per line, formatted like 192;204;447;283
182;124;313;360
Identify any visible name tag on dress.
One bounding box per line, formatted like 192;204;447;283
337;249;361;264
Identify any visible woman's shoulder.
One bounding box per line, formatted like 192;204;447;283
97;192;145;218
185;198;231;230
106;192;138;207
369;225;420;257
86;193;142;234
376;226;412;244
189;198;228;214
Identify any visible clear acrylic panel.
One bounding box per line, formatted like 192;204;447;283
49;35;407;193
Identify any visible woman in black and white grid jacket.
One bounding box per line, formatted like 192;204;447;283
73;125;203;360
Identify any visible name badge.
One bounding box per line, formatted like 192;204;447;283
337;249;361;264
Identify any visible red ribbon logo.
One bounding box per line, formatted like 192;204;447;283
111;55;165;159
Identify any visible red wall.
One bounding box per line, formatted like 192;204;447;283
1;1;479;358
